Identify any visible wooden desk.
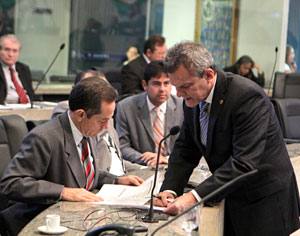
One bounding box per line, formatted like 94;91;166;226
35;83;72;95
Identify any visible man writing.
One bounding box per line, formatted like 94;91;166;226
0;34;34;104
155;42;300;236
0;78;143;235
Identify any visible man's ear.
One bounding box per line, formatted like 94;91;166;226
142;80;147;91
204;68;215;81
145;48;152;58
73;109;86;121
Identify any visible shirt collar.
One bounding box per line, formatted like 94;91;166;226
1;62;16;70
68;111;84;146
146;95;167;113
143;54;151;64
198;74;217;110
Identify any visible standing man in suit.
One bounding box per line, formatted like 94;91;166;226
155;42;300;236
0;78;143;235
121;35;166;95
0;34;34;104
116;61;183;166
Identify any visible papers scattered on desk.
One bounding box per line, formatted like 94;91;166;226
97;175;162;207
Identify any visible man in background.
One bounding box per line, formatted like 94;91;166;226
0;34;34;104
116;61;183;166
121;35;166;95
0;78;143;235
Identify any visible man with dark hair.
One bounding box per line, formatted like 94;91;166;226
121;35;166;95
116;61;183;166
154;41;300;236
0;34;34;104
0;77;143;235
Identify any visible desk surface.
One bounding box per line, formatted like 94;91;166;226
19;167;223;236
35;83;72;95
0;107;53;121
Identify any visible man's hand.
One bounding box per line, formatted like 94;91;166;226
61;187;102;202
164;192;197;216
140;152;168;167
153;191;175;207
116;175;144;186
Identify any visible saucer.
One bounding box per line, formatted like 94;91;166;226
37;225;68;234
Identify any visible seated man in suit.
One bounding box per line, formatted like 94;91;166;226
0;34;34;104
116;61;183;166
121;35;166;95
0;78;143;235
52;69;139;176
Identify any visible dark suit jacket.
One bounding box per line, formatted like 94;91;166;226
121;55;147;95
0;112;117;235
0;62;34;104
160;70;300;236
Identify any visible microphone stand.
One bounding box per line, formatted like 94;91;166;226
267;47;278;97
31;43;65;108
142;135;167;223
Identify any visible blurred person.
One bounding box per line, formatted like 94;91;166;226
0;78;143;235
285;44;297;73
224;55;265;87
121;35;166;94
116;61;183;166
123;46;139;65
154;41;300;236
0;34;34;104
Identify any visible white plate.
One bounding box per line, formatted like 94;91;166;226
37;225;68;234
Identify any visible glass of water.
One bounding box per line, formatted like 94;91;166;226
181;206;199;235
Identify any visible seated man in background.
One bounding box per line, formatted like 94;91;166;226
0;34;34;104
116;61;183;166
52;69;139;176
121;35;166;95
0;78;143;235
223;55;265;87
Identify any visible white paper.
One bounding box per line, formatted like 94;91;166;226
97;175;162;207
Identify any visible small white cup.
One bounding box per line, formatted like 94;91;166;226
46;214;60;231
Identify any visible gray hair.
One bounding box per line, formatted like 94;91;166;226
165;41;214;77
0;34;21;49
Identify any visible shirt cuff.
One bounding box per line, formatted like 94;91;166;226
164;190;177;197
191;189;201;202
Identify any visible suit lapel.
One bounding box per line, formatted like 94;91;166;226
192;105;204;151
206;70;228;156
137;93;154;141
59;113;86;187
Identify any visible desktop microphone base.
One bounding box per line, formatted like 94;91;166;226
138;212;169;223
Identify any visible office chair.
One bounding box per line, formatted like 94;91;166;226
271;98;300;143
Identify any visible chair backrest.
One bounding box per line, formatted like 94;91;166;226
0;115;28;177
104;68;123;95
273;72;300;98
271;98;300;141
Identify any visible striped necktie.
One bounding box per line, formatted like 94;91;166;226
152;107;166;155
199;101;209;146
8;66;29;104
81;137;95;190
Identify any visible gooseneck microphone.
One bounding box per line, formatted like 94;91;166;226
267;46;278;96
34;43;65;92
150;169;258;236
31;43;65;108
142;126;181;223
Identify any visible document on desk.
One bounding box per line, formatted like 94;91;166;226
96;175;163;210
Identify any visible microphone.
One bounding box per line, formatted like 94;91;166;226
150;169;258;236
142;126;181;223
267;46;278;96
33;43;65;92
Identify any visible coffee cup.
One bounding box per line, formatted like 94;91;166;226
46;214;60;231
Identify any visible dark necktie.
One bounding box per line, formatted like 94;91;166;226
199;101;209;146
81;137;95;190
8;66;29;104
